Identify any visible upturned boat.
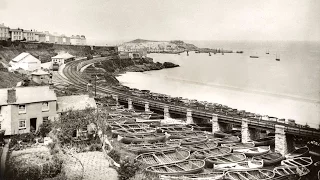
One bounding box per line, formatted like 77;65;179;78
225;169;275;180
205;153;246;166
253;136;275;146
285;146;309;159
192;146;231;159
124;141;181;154
281;157;313;167
214;160;264;171
180;137;209;145
274;166;310;176
120;133;166;144
233;146;270;157
145;159;205;175
135;148;190;165
182;140;218;152
252;152;285;166
221;142;255;150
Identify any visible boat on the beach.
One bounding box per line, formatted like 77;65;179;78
120;133;166;144
109;123;150;129
250;55;259;58
213;131;232;138
285;146;309;159
135;148;190;165
168;131;207;139
182;140;218;152
192;146;231;159
124;141;181;154
214;136;241;145
252;152;285;166
214;160;264;171
233;146;270;157
281;157;313;167
145;159;205;175
273;174;301;180
253;136;275;146
221;142;255;150
157;126;193;133
274;166;310;176
205;153;247;166
112;127;156;135
180;136;209;145
160;168;225;180
225;169;275;180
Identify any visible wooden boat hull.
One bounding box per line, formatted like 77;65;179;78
180;137;209;145
285;146;309;159
112;127;156;136
214;136;241;145
280;157;313;167
120;134;166;144
213;131;232;138
221;142;255;150
205;153;247;167
214;160;263;171
124;141;181;154
168;131;207;139
160;170;224;180
192;147;231;159
253;137;275;146
233;146;270;157
225;169;275;180
182;140;218;152
145;159;205;175
272;174;301;180
253;152;285;166
274;166;310;176
135;148;190;165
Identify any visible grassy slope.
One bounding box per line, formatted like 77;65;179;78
0;71;24;88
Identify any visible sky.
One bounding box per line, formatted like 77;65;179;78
0;0;319;45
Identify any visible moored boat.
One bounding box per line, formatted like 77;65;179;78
214;160;264;171
274;166;310;176
280;157;313;167
182;140;218;152
192;147;231;159
180;137;209;145
221;142;255;150
233;146;270;157
205;153;246;166
135;148;190;165
160;169;225;180
253;136;275;146
157;126;193;133
168;131;207;139
112;127;156;135
214;136;241;145
250;56;259;58
124;141;181;154
285;146;309;159
145;159;205;175
213;131;232;138
273;174;301;180
252;152;285;166
225;169;275;180
120;133;166;144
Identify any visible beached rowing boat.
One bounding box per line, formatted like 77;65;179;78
221;142;255;150
213;131;232;138
135;148;190;165
120;133;166;144
180;137;209;145
159;168;225;180
124;141;181;154
145;159;205;175
253;136;275;146
252;152;285;166
112;127;156;135
274;166;310;176
182;140;218;152
225;169;275;180
205;153;247;167
233;146;270;157
285;146;309;159
272;174;301;180
281;157;313;167
213;136;241;145
168;131;207;139
157;126;193;133
192;146;231;159
214;160;264;171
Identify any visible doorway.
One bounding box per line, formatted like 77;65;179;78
30;118;37;132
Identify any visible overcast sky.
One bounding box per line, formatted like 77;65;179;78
0;0;319;45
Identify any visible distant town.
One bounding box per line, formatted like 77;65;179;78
0;23;86;45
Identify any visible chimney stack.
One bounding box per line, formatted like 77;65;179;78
7;88;17;103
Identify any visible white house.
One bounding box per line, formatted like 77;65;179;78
51;52;75;66
9;53;41;72
31;69;50;84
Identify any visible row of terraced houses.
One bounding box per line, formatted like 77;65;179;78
0;23;86;45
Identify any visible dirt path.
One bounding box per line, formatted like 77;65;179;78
74;151;118;180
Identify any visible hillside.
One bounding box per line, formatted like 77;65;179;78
123;39;198;51
128;39;160;43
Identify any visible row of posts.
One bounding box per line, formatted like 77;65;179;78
113;96;289;156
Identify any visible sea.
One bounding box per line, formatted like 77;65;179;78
116;41;320;128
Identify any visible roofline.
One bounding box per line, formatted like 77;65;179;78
0;99;57;106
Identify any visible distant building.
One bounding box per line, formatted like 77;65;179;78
0;23;10;40
44;31;55;43
9;52;41;72
0;86;57;135
119;52;130;59
51;52;75;66
9;28;24;41
31;69;50;84
61;35;71;45
35;31;46;42
71;35;86;45
23;30;36;41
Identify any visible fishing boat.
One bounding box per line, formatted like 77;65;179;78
214;160;264;171
213;131;232;138
209;52;211;56
250;55;259;58
273;174;301;180
253;137;275;146
160;169;225;180
214;136;241;145
182;140;218;152
192;147;231;159
120;133;166;144
274;166;310;176
145;159;205;175
124;141;181;154
266;50;269;54
276;53;280;61
252;152;285;166
225;169;275;180
233;146;270;157
205;153;247;167
168;131;207;139
180;137;209;145
285;146;309;159
281;157;313;167
157;126;193;133
221;142;255;150
112;127;156;135
109;123;150;129
135;148;190;166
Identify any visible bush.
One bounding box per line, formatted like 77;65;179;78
107;149;121;163
118;158;140;180
37;121;52;137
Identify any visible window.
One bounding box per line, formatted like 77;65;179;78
19;120;26;129
43;116;49;123
42;102;49;111
18;105;26;113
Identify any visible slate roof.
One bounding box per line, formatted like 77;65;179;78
57;95;97;113
31;69;50;75
51;52;75;60
11;53;40;63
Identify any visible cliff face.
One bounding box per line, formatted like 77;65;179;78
0;42;118;64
